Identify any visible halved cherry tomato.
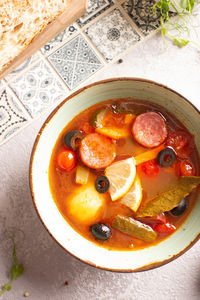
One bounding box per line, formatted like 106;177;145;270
166;131;194;159
141;160;159;176
79;120;95;135
57;148;77;172
178;160;195;176
154;223;176;235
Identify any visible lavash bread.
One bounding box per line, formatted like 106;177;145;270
0;0;69;74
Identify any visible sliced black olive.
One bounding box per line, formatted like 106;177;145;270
91;223;111;241
64;131;84;150
95;175;110;193
157;148;176;167
170;197;187;216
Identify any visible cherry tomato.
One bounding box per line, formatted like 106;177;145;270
141;160;159;176
178;160;195;176
79;120;94;135
154;223;176;235
166;131;194;159
57;149;77;172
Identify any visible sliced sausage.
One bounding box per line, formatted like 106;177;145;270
132;112;167;148
79;133;116;169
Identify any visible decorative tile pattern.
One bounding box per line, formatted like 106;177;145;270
5;52;41;82
9;60;66;117
77;0;114;27
122;0;176;36
85;8;141;61
0;89;28;145
41;24;78;54
48;34;103;90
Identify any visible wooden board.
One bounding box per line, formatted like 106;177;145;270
0;0;87;80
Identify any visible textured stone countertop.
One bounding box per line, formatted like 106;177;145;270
1;32;200;299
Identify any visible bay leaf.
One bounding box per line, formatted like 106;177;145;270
137;176;200;217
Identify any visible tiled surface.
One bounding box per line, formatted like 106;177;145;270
5;52;41;82
122;0;176;36
41;24;78;54
9;60;67;117
122;0;161;36
0;89;28;144
48;34;103;89
85;8;141;61
77;0;114;27
0;0;179;145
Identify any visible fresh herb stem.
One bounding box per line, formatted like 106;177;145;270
153;0;200;47
0;232;24;297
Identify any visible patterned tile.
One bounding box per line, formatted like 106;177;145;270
5;52;41;82
48;34;103;90
41;24;78;54
85;8;141;61
0;89;28;145
122;0;176;36
9;60;66;117
77;0;114;27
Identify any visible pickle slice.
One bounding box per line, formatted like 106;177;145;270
90;109;107;128
112;215;157;242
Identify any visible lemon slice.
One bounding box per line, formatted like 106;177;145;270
121;175;142;212
105;157;136;201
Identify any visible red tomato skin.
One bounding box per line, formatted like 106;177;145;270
141;160;159;176
166;131;194;159
178;160;195;176
57;149;77;172
154;223;176;235
79;120;95;135
137;214;167;225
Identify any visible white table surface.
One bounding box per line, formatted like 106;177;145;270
0;32;200;300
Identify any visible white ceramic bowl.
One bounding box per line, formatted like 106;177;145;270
30;78;200;272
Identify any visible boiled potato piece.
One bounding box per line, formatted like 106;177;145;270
68;184;105;224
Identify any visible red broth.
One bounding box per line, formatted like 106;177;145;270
49;99;200;250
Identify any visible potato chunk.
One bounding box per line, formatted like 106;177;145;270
68;184;105;224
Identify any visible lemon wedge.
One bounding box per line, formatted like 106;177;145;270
105;157;136;201
121;175;142;212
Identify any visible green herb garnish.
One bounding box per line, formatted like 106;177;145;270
0;232;24;297
153;0;200;47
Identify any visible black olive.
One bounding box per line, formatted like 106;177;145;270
95;175;110;193
157;148;176;167
170;197;187;216
64;131;84;150
91;223;111;241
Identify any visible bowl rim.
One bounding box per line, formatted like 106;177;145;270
29;77;200;273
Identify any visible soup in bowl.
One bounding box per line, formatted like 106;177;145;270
30;78;200;272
